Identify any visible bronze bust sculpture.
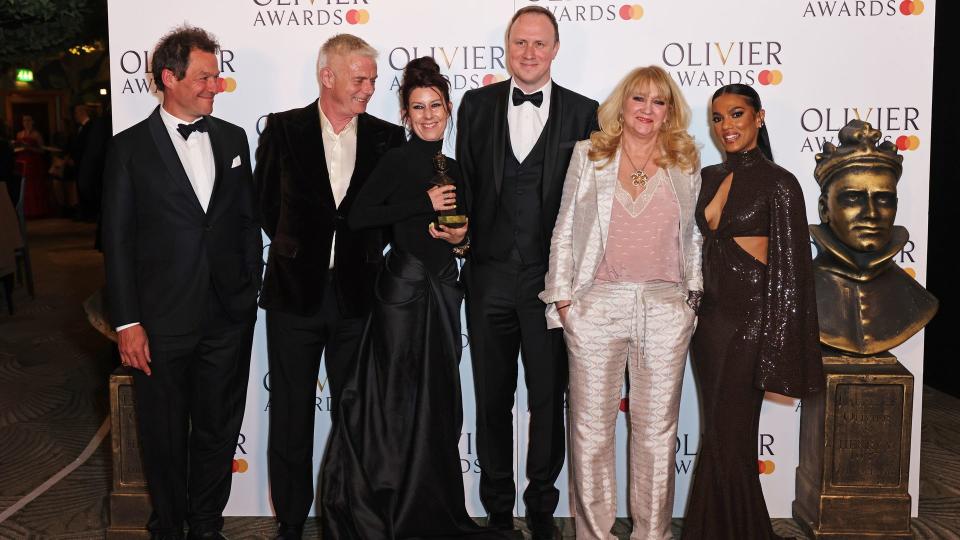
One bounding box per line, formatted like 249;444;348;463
811;119;937;356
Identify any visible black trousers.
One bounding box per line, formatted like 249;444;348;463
131;294;254;537
464;259;568;517
266;276;364;526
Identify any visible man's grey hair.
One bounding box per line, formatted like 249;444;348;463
316;33;378;79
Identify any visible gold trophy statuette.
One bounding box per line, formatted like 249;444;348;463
432;151;466;228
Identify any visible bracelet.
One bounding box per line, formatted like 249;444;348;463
452;240;470;258
557;304;570;311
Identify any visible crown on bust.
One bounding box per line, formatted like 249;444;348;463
814;120;903;188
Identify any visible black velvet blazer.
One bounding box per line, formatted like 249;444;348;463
254;101;405;317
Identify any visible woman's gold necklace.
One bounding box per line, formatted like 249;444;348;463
623;149;654;188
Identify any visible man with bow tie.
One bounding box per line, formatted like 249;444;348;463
103;25;261;540
455;6;598;539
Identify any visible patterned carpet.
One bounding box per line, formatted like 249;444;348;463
0;219;957;539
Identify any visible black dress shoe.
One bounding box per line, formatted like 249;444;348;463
526;512;558;540
186;531;228;540
487;512;515;530
274;521;304;540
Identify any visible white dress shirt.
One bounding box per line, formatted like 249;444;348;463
507;79;552;162
117;106;216;332
159;106;216;212
319;103;358;269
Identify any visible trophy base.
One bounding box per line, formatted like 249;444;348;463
438;215;466;228
793;494;912;539
793;350;914;539
109;369;151;537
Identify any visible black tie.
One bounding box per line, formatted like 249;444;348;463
177;117;209;140
512;87;543;108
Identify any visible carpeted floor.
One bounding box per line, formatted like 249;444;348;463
0;219;957;539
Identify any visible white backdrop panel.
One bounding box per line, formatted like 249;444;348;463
106;0;936;518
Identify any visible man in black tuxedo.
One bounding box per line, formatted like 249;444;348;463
103;26;261;540
254;34;404;540
456;7;598;539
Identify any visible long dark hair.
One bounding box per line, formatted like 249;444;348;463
711;84;773;161
399;56;452;131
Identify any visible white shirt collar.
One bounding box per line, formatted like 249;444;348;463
318;101;358;137
508;79;553;108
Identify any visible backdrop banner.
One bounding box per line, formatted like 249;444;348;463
107;0;936;518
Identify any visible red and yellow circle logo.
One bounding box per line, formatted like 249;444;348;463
757;70;783;85
757;459;776;474
218;77;238;93
346;9;370;25
482;73;507;86
895;135;920;151
232;458;249;473
899;0;925;15
619;4;644;20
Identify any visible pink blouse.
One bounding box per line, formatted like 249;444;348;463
594;170;681;283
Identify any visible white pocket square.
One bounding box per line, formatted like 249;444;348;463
231;155;242;168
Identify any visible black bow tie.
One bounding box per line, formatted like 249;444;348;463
177;117;209;140
512;88;543;108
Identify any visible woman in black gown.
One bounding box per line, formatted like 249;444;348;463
319;57;503;540
681;84;822;539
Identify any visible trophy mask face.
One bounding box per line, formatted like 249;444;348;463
821;169;898;252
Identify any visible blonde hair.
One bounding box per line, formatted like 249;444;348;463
316;34;378;77
588;65;698;173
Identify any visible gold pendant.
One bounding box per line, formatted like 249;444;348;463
631;169;648;188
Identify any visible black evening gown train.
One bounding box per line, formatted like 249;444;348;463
320;135;504;540
682;147;822;540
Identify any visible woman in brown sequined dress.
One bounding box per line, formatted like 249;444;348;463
681;84;822;540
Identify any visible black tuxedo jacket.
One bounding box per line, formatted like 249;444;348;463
103;107;262;335
254;101;405;317
455;80;599;263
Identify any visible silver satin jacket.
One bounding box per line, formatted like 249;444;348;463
540;139;704;329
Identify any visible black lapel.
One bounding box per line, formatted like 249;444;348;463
288;100;336;211
147;106;205;215
492;81;509;195
342;113;374;209
541;81;563;206
204;115;227;216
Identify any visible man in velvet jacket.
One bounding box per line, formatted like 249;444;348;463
253;34;404;540
103;26;261;540
456;7;599;539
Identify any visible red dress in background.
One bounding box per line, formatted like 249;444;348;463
15;132;52;218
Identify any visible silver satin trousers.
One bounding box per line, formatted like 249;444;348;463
564;280;695;540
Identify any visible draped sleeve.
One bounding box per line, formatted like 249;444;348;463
755;170;823;397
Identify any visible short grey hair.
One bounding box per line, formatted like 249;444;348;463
316;34;378;78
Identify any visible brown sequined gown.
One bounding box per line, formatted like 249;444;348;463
681;147;822;540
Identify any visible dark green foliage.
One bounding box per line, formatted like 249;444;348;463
0;0;106;67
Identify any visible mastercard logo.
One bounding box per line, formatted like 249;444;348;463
903;267;917;279
482;73;507;86
757;70;783;85
619;4;644;20
899;0;925;15
757;459;776;474
232;458;249;473
895;134;920;151
219;77;238;93
346;9;370;25
619;397;629;412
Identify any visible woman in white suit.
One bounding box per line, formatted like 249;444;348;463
540;65;702;540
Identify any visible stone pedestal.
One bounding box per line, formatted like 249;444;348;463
107;368;151;539
793;350;914;539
